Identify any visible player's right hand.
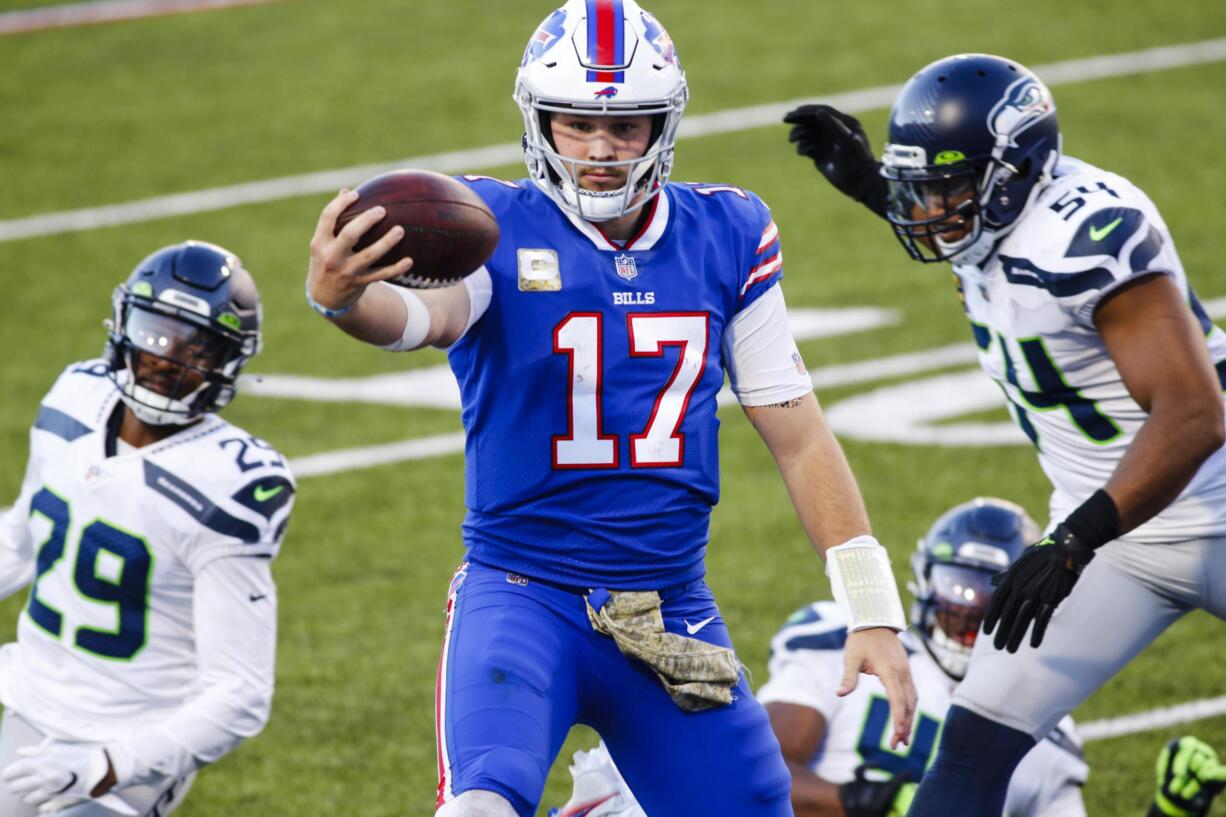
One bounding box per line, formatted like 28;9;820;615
782;104;887;218
838;764;916;817
841;627;917;749
306;189;414;315
1148;736;1226;817
0;738;115;810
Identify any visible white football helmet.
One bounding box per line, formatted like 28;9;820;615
514;0;688;222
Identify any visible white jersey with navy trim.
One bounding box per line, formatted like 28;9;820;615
954;156;1226;542
756;602;1088;817
0;359;294;742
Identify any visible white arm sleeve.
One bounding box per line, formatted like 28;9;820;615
453;264;493;344
379;266;493;352
107;556;276;785
378;283;433;352
0;448;42;601
723;284;813;407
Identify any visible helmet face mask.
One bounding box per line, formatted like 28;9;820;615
881;54;1060;265
106;241;261;427
882;155;985;262
515;0;687;222
909;498;1039;680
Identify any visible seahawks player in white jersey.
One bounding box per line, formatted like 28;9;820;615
549;499;1089;817
0;241;293;816
785;54;1226;816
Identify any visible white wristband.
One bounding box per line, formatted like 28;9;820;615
379;284;432;352
825;535;907;632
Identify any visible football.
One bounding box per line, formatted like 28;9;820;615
335;169;500;288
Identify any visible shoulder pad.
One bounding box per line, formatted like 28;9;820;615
1001;174;1167;302
770;600;848;654
677;184;782;305
457;175;528;219
146;424;295;546
34;359;117;441
677;182;771;230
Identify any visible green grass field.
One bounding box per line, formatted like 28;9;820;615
2;1;1226;814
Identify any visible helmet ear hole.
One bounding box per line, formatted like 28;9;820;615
538;110;557;150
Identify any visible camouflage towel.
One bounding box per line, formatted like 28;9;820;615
585;589;741;712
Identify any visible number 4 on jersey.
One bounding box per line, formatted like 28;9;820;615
553;312;709;468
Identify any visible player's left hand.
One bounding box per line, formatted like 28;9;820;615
783;104;887;218
1149;736;1226;817
841;627;917;748
0;738;115;810
982;522;1095;652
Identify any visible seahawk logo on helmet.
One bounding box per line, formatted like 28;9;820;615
105;240;262;426
514;0;688;222
909;497;1038;680
988;77;1055;148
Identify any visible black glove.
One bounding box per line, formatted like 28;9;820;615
783;104;887;219
838;764;916;817
982;523;1096;652
984;489;1119;652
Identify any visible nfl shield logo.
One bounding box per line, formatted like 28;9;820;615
615;254;638;281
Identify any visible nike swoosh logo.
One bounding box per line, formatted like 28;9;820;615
559;794;615;817
685;616;716;635
249;593;267;602
253;484;284;502
54;772;78;795
1089;216;1123;241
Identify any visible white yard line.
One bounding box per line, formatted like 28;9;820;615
2;38;1225;242
0;0;280;35
289;432;466;478
1081;695;1226;742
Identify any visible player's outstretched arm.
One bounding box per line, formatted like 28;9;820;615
985;275;1226;653
306;189;472;349
746;393;916;748
783;104;887;219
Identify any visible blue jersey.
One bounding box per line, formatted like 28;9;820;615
448;178;784;588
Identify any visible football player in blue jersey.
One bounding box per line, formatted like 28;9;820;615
304;2;916;815
0;241;293;816
785;53;1226;816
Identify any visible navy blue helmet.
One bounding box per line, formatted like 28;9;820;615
105;241;261;425
881;54;1061;264
909;497;1039;679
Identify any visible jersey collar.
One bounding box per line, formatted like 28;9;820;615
560;186;671;252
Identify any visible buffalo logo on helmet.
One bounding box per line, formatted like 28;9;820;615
522;8;568;66
640;11;677;65
594;85;618;99
987;76;1054;147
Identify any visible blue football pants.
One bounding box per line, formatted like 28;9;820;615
434;560;793;816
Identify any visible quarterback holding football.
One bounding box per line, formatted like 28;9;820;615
304;1;917;815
